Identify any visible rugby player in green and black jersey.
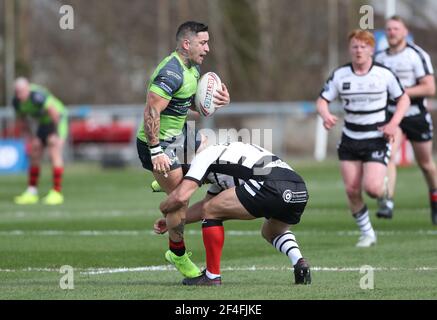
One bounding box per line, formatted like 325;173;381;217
136;21;230;278
12;77;68;206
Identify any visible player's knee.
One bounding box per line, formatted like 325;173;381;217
47;134;61;147
31;138;42;150
261;220;288;243
364;183;381;198
31;147;42;156
261;227;270;242
261;228;278;243
419;158;436;174
345;185;360;199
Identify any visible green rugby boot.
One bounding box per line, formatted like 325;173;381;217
42;189;64;205
14;191;39;205
165;250;201;278
151;180;163;192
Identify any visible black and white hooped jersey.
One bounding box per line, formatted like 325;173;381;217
184;142;303;193
374;43;434;117
320;62;404;140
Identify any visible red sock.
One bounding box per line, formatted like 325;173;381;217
202;219;224;276
430;190;437;203
29;166;40;187
169;239;186;256
53;167;64;192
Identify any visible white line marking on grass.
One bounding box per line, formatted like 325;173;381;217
1;266;437;275
1;210;133;218
78;266;437;275
1;229;437;237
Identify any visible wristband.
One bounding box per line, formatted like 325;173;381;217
149;144;163;157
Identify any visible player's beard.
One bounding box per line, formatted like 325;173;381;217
388;36;404;49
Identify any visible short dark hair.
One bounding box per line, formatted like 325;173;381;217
388;15;408;28
176;21;208;42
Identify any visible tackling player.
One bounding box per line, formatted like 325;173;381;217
154;142;311;286
137;21;230;278
12;77;68;205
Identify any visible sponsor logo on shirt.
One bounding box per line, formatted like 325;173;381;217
159;82;172;94
342;82;351;90
283;190;308;204
166;70;182;81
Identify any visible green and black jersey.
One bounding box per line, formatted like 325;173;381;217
12;84;68;139
137;51;200;143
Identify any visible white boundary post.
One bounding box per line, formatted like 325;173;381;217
386;0;396;18
314;116;328;161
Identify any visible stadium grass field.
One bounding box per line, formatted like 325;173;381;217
1;160;436;300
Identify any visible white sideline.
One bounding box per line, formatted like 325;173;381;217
79;265;437;275
1;229;437;236
0;265;437;275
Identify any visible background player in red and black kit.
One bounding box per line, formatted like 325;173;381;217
12;77;68;206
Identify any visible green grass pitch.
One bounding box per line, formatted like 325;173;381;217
0;160;436;300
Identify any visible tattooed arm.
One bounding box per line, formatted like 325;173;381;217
144;92;172;174
160;180;200;215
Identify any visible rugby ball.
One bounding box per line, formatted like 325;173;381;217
194;72;222;117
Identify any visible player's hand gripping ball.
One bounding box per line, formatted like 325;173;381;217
194;72;222;117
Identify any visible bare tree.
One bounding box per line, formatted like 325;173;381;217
157;0;170;60
254;0;273;99
207;0;229;82
3;0;436;105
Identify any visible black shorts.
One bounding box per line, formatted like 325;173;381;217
337;134;390;165
37;123;56;146
390;112;434;142
137;124;202;172
235;177;309;225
